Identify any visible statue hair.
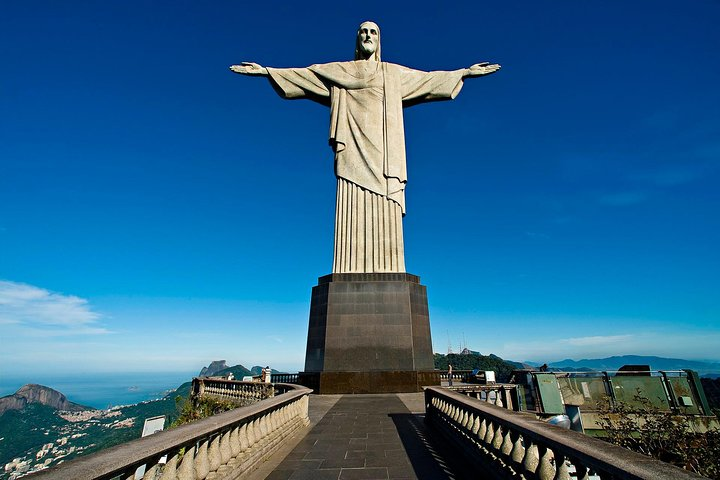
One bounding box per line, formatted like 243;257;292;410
354;21;381;61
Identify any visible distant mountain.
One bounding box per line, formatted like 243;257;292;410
198;360;228;377
0;384;92;416
547;355;720;375
215;364;253;378
197;362;283;380
249;366;284;376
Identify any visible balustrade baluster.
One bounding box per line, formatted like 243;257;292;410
500;427;513;457
144;462;161;480
208;435;221;473
176;445;195;480
569;460;589;480
247;419;256;449
270;409;279;434
229;425;241;457
522;441;539;477
301;395;309;421
483;420;495;447
282;405;290;426
471;415;480;435
219;430;232;465
288;401;296;421
537;445;555;480
494;390;504;408
510;430;525;468
271;409;279;432
551;449;570;480
478;418;487;442
271;410;280;440
491;422;503;452
195;439;210;479
504;388;513;410
258;415;269;444
278;406;286;429
159;451;178;480
238;423;249;452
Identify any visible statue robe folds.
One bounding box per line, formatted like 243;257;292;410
266;61;465;273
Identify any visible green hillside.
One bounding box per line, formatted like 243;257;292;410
0;383;191;475
0;403;64;462
434;353;519;382
214;365;252;379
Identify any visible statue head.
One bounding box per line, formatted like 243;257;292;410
355;21;381;61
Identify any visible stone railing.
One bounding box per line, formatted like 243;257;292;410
31;384;312;480
271;373;299;384
193;377;276;405
425;387;706;480
449;384;519;411
439;369;473;383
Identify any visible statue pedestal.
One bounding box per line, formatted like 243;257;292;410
300;273;439;393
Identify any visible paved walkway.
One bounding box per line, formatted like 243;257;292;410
257;393;471;480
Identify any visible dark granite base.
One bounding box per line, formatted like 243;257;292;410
299;370;440;394
302;273;437;394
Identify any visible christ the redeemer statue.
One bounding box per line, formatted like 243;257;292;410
231;21;500;274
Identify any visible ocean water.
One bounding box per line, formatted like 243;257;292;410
0;372;196;409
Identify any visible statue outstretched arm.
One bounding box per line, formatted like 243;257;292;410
229;62;269;76
464;62;501;78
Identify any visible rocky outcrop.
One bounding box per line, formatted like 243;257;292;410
0;384;92;416
198;360;228;377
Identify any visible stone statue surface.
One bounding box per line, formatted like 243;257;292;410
231;21;500;274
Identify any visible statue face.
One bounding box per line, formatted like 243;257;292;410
357;22;379;57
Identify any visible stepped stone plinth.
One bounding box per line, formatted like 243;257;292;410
300;273;439;393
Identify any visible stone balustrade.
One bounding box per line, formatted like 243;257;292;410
30;384;311;480
439;369;472;383
193;378;277;405
449;384;519;411
424;386;707;480
270;373;299;384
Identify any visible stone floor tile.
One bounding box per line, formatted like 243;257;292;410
277;459;324;470
345;449;385;460
363;455;401;468
339;467;389;479
386;464;417;479
265;469;294;480
320;457;366;469
289;468;341;480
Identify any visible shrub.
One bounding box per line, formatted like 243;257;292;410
596;390;720;478
171;395;239;427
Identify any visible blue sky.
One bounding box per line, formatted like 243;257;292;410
1;1;719;377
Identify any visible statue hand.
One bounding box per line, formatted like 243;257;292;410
466;62;501;77
229;62;268;76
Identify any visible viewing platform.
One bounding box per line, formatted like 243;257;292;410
30;378;708;480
